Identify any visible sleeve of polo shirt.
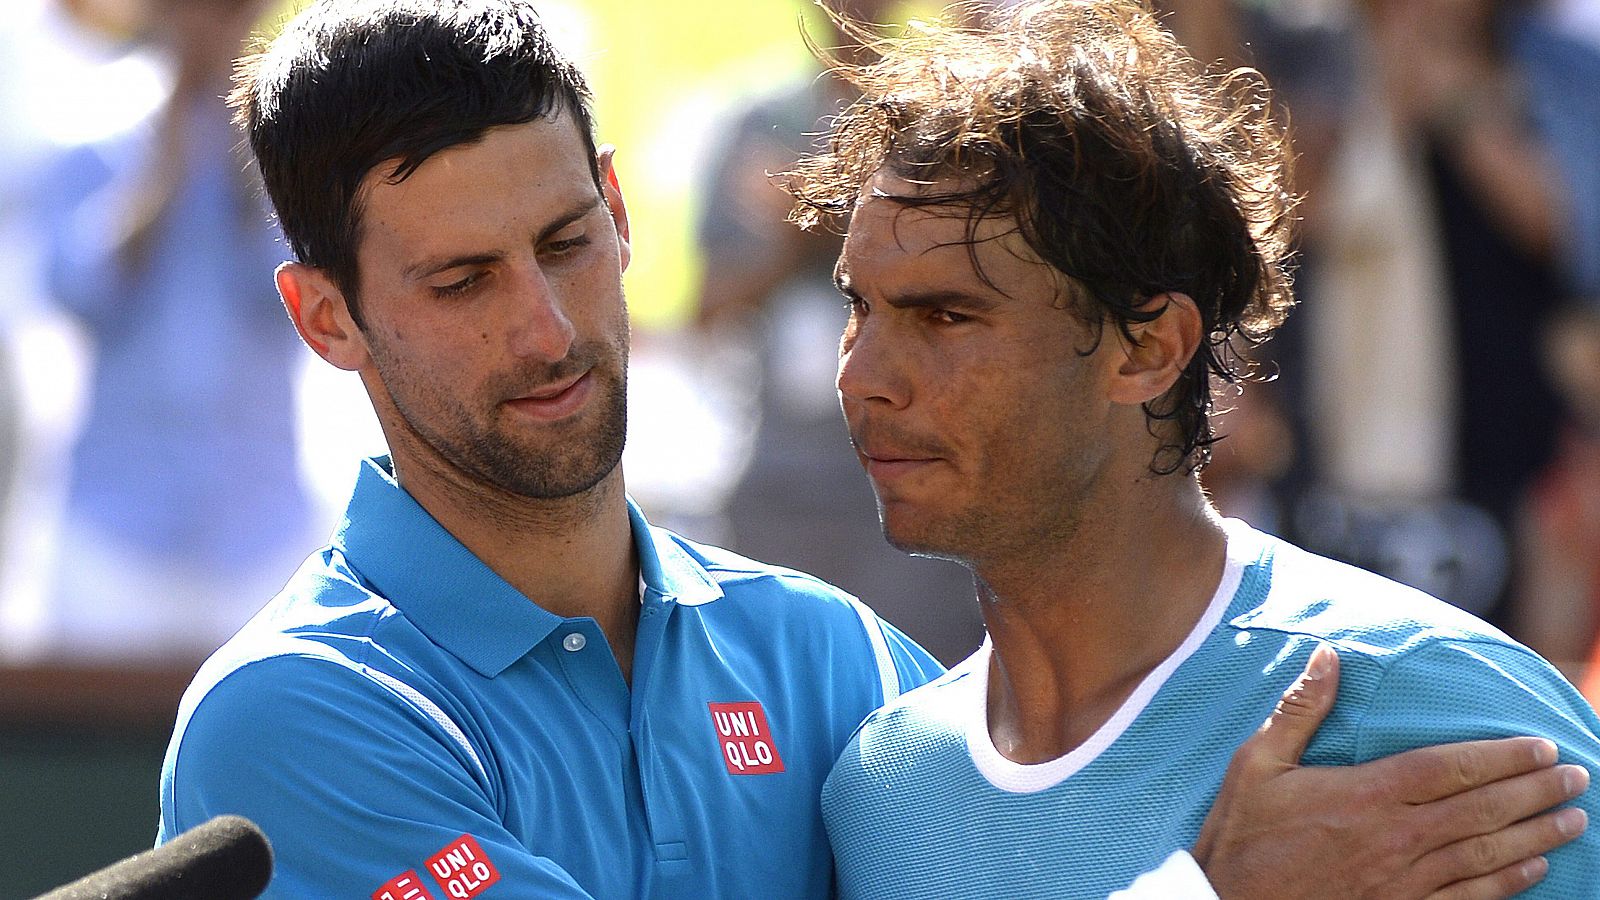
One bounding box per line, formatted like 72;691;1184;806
1351;639;1600;898
162;655;596;899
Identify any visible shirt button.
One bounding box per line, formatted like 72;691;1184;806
562;632;587;652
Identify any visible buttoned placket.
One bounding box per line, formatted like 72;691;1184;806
630;588;694;887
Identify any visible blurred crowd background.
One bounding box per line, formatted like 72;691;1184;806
0;0;1597;891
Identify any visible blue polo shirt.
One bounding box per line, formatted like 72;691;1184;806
158;457;943;899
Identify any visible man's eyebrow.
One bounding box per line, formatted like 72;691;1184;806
533;194;603;245
405;252;503;282
403;194;604;281
834;275;1000;313
883;290;1000;312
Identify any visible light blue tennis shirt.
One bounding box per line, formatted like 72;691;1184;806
159;456;942;899
824;519;1600;899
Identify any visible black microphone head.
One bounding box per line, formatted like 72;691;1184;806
36;814;274;900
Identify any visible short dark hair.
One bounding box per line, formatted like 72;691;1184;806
232;0;601;328
789;0;1297;473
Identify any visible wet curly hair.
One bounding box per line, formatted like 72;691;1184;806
788;0;1297;473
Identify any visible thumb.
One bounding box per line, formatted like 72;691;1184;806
1252;644;1340;767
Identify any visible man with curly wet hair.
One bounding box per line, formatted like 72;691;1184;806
791;1;1600;896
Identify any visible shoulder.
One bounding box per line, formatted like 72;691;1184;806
1224;526;1600;754
831;652;982;775
165;623;492;837
1228;527;1518;658
193;545;392;677
662;527;857;597
822;654;980;861
171;545;467;772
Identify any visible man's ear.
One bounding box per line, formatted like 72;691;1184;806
596;144;632;272
1106;291;1203;406
276;262;370;371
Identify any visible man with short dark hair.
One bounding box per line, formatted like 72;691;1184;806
789;1;1600;897
159;1;1588;897
161;4;939;896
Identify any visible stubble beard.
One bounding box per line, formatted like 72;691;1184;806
377;333;631;503
873;463;1087;573
874;492;969;565
464;365;628;500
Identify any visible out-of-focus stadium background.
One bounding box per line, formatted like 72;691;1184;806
1;0;1596;893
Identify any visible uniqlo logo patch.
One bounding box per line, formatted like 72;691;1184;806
426;835;501;899
373;870;434;900
709;701;786;774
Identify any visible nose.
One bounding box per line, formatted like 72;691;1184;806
506;263;577;362
836;312;909;411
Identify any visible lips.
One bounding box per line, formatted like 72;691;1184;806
851;430;944;485
505;370;593;421
861;456;937;484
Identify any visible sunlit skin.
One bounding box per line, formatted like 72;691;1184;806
835;170;1227;762
835;186;1111;567
350;121;631;509
274;113;642;679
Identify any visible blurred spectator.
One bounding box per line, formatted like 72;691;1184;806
33;0;317;663
0;0;162;659
691;0;982;664
1162;0;1599;625
1522;302;1600;678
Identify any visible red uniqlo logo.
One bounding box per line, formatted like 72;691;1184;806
709;701;785;775
426;835;501;899
373;870;435;900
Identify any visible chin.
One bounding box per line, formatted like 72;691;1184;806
877;506;964;563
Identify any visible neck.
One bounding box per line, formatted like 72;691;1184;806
396;453;641;681
977;475;1228;763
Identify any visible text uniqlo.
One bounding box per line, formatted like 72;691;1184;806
708;701;785;775
425;835;501;899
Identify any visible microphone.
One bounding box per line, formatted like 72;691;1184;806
34;815;274;900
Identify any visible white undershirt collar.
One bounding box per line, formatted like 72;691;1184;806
964;520;1254;793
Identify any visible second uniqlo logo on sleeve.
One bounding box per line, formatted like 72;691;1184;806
426;835;501;899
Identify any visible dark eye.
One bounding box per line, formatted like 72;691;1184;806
930;308;970;325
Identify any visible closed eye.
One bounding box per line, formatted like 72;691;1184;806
432;271;486;298
543;234;592;257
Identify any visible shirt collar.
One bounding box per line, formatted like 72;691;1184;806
333;456;722;677
630;500;723;608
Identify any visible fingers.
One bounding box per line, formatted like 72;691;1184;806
1249;645;1340;768
1425;856;1549;900
1427;764;1589;842
1378;737;1563;805
1411;802;1587;896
